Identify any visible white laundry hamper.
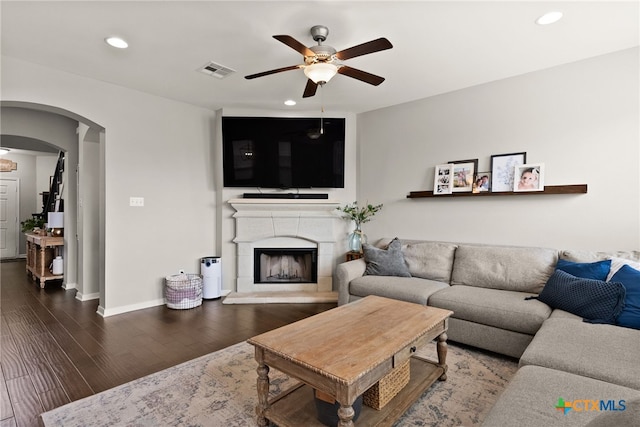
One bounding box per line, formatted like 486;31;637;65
164;274;203;309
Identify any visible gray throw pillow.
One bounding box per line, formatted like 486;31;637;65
363;238;411;277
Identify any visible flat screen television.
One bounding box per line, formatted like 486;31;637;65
222;116;345;188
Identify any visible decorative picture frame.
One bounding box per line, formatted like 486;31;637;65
473;171;491;192
490;152;527;192
433;163;454;195
448;159;478;193
0;158;17;172
513;163;545;192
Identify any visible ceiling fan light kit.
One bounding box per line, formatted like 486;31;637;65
245;25;393;98
303;63;338;84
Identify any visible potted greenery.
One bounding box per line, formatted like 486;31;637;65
21;216;45;234
337;201;383;252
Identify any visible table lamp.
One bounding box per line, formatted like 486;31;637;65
48;212;64;237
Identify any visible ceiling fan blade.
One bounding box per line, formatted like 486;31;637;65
245;65;301;80
273;35;315;57
302;79;318;98
337;66;385;86
335;37;393;61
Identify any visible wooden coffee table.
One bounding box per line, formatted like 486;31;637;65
247;295;453;427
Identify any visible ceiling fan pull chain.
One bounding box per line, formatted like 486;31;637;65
320;84;325;134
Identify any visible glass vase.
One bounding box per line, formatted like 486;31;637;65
348;225;367;252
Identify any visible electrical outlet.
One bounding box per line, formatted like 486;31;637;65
178;269;185;274
129;197;144;207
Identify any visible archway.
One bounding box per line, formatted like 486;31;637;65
1;101;105;308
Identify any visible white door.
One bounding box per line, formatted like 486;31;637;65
0;179;19;259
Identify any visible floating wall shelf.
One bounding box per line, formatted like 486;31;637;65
407;184;587;199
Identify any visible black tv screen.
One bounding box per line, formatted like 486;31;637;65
222;116;345;188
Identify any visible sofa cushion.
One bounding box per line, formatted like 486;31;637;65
401;241;457;282
445;317;535;359
428;285;551;335
535;270;626;324
561;249;640;263
520;317;640;389
482;365;640;427
349;276;448;305
584;397;640;427
611;264;640;330
607;256;640;281
362;238;411;277
451;245;557;293
555;258;611;281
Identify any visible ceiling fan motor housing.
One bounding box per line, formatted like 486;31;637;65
310;25;329;42
308;45;336;63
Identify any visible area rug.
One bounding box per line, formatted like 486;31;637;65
39;340;518;427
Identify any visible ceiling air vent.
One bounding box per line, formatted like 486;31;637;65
199;61;236;79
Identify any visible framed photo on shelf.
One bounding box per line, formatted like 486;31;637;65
514;163;545;192
474;171;491;192
448;159;478;193
490;152;527;192
433;163;454;195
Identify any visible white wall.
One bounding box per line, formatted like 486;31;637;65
1;56;217;315
76;123;101;301
357;48;639;251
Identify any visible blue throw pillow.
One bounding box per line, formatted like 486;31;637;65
556;258;611;281
611;264;640;330
536;269;625;324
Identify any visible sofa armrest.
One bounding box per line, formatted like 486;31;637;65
336;259;366;306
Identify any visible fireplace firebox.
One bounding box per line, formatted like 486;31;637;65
254;248;318;284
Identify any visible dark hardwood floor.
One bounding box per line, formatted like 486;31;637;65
0;259;336;427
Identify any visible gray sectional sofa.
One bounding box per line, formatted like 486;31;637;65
335;238;640;426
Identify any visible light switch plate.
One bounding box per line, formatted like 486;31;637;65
129;197;144;207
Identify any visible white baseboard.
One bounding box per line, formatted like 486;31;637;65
63;282;77;290
98;298;165;318
75;291;100;301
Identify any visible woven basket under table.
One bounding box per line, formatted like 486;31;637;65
363;359;411;410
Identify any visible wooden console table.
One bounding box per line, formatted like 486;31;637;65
25;232;63;288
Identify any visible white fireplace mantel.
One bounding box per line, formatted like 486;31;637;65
228;199;341;295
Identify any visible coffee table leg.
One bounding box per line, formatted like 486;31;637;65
337;404;355;427
256;361;270;426
436;332;448;381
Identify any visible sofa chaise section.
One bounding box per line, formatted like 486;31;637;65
520;311;640;390
482;365;640;427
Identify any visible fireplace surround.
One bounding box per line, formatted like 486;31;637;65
228;199;340;299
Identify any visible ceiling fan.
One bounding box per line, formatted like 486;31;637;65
245;25;393;98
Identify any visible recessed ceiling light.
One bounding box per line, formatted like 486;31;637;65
284;100;296;106
536;11;563;25
105;36;129;49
